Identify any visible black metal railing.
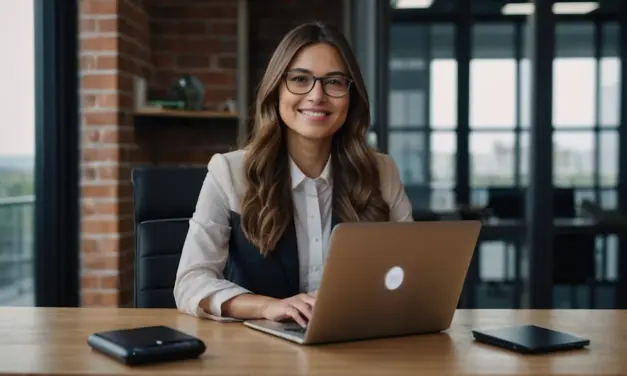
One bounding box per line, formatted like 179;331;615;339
0;195;34;305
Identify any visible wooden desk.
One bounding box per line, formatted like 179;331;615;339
0;308;625;375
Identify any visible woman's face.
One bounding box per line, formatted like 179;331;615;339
278;43;351;142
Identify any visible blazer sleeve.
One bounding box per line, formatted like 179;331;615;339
173;153;251;320
377;153;414;222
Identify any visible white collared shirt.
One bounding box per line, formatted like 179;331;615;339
289;156;333;293
173;149;413;321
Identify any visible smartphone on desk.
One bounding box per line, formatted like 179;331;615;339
472;325;590;354
87;325;206;366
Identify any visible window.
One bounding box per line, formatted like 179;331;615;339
470;133;516;186
553;23;595;128
553;131;595;186
599;130;618;187
0;1;35;306
430;24;456;130
388;23;456;210
470;24;516;129
389;133;427;185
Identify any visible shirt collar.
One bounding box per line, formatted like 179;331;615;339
289;155;333;190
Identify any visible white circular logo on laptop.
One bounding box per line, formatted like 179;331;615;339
385;266;404;290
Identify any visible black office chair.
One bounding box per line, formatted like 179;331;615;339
131;166;207;308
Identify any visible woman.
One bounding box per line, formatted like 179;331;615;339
174;22;413;327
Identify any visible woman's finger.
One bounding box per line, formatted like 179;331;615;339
286;305;308;328
300;293;316;307
290;299;313;321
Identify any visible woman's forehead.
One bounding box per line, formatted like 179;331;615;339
287;43;347;75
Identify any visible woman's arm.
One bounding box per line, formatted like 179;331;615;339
174;154;251;319
175;153;316;324
207;294;275;319
217;293;316;327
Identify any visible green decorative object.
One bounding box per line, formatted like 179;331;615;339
166;74;205;111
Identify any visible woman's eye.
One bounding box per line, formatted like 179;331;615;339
327;78;345;86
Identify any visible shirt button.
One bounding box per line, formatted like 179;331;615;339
314;238;319;243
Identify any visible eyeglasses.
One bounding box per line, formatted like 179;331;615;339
284;71;352;98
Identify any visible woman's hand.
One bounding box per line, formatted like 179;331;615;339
259;293;316;327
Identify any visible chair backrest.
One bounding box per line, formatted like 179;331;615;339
487;187;524;219
131;166;207;308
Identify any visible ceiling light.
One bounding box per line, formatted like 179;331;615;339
395;0;434;9
502;2;534;15
501;2;599;15
553;2;599;14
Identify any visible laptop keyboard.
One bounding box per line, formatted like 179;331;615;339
284;327;306;334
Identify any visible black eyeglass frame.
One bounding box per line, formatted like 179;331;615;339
283;71;353;98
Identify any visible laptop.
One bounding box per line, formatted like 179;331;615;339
244;220;481;345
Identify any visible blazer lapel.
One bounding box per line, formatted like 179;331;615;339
276;211;343;295
276;220;300;295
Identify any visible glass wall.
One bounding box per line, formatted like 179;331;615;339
388;0;621;307
0;1;36;306
389;23;457;210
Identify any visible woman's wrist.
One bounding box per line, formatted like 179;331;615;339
256;296;278;318
221;294;277;319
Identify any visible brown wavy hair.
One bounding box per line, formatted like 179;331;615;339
240;22;390;255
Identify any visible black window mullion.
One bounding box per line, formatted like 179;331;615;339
514;21;523;187
454;0;471;207
425;25;433;190
593;20;602;201
34;0;80;307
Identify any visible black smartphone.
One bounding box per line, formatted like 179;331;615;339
87;325;206;366
472;325;590;354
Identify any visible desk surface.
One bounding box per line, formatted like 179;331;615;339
0;308;625;375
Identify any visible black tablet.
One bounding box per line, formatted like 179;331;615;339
472;325;590;354
87;325;206;365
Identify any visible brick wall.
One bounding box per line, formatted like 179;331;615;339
79;0;344;307
149;1;238;110
80;0;150;306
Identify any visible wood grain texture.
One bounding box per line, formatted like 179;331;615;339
0;308;625;375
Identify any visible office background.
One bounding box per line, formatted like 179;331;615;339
0;0;625;310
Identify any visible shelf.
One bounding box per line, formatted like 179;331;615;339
133;107;238;120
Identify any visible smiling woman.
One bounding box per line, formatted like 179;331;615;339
173;22;414;328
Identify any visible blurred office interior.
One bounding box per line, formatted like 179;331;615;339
0;0;625;310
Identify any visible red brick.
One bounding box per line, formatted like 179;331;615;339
208;22;237;36
82;74;118;90
81;36;118;52
195;71;236;87
81;238;120;255
216;55;236;69
82;218;119;234
81;184;118;198
177;54;210;69
82;291;119;307
82;0;118;15
81;18;97;32
101;127;134;144
152;53;176;68
84;111;120;126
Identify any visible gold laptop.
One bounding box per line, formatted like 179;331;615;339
243;220;481;345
